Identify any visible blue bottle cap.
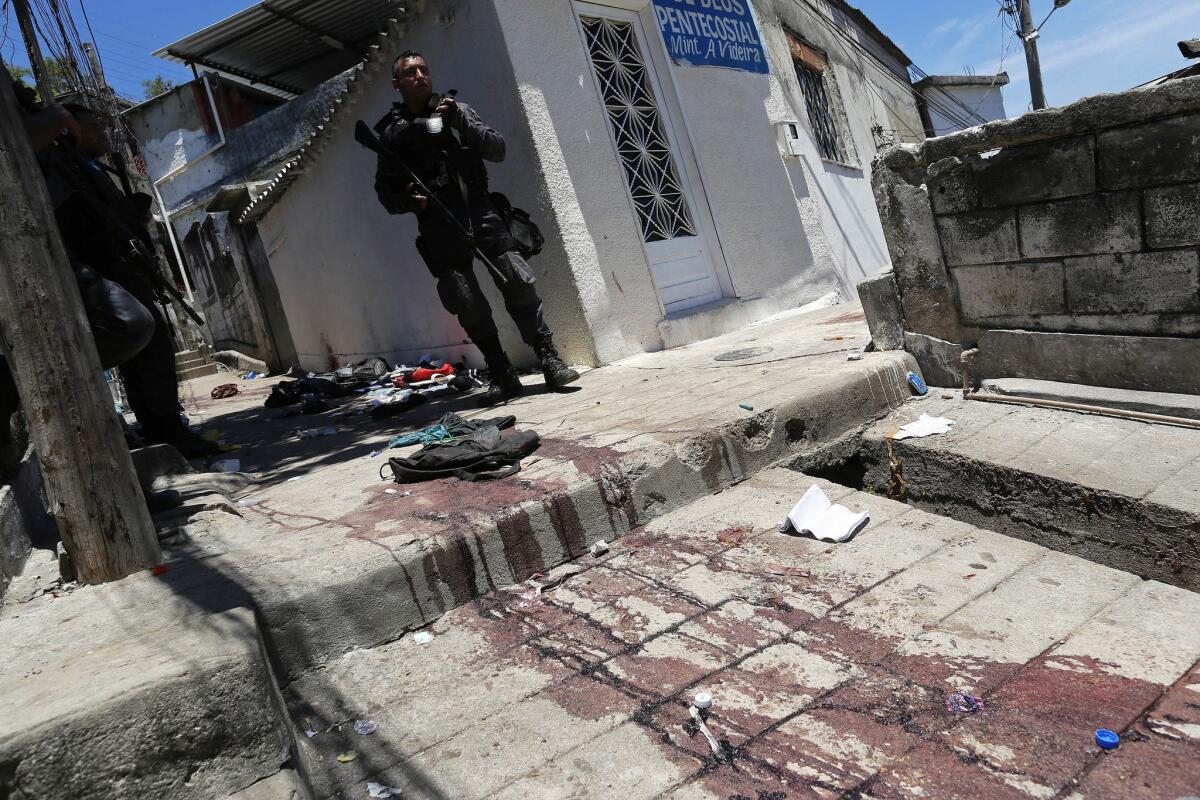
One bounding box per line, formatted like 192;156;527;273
1095;728;1120;750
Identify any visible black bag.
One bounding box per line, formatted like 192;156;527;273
490;192;544;259
387;426;540;483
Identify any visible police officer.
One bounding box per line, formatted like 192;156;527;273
36;103;216;457
373;50;579;405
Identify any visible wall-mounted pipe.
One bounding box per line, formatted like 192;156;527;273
144;71;228;306
960;344;1200;430
966;391;1200;431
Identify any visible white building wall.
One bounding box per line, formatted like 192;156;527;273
926;83;1008;137
255;0;923;371
257;0;597;372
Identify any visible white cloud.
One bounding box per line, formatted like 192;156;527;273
972;0;1200;113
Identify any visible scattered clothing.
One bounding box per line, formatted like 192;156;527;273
386;418;539;483
211;383;239;400
388;412;515;449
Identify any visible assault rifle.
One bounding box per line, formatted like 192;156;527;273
42;139;205;327
353;118;507;285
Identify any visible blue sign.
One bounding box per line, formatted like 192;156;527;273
652;0;770;74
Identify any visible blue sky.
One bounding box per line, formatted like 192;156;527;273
854;0;1200;115
4;0;1199;112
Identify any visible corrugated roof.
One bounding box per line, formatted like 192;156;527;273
237;14;413;223
153;0;408;97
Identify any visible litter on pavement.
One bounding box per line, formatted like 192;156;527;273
212;458;241;473
210;383;239;399
779;485;869;543
412;631;434;644
590;540;610;557
945;692;985;714
368;782;404;798
336;751;357;763
906;371;929;396
892;413;955;440
689;695;725;758
354;719;378;735
1095;729;1120;750
389;412;516;449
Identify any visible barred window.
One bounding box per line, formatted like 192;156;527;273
790;38;846;163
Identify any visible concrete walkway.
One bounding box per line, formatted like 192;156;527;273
288;467;1200;799
1;304;917;798
167;304;916;675
861;395;1200;589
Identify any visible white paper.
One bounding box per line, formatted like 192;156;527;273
893;414;954;441
780;485;869;543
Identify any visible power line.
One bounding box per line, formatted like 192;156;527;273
787;0;985;132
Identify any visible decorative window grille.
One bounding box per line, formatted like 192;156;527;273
792;42;846;163
581;15;697;243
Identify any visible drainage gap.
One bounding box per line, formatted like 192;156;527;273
787;437;1200;592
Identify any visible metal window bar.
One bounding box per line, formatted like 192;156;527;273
580;15;697;244
795;62;845;163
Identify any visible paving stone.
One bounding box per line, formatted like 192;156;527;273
893;551;1141;692
1068;735;1200;800
586;584;706;646
676;600;797;659
490;721;697;800
824;528;1042;657
607;632;733;697
1005;416;1140;484
867;739;1032;800
1145;456;1200;516
1046;579;1200;686
701;638;862;739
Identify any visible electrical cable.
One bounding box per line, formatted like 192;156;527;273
787;0;985;132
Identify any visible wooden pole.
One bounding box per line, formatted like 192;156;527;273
11;0;54;102
0;62;160;584
1017;0;1048;110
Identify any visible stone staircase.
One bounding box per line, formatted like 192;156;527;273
175;346;219;381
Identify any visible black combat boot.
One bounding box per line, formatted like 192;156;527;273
475;337;525;406
536;339;579;391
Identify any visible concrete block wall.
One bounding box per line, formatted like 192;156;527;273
865;76;1200;390
927;119;1200;334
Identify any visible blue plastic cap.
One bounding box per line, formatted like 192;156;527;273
1095;728;1120;750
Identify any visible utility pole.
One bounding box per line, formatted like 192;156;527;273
1017;0;1048;110
0;62;161;583
11;0;54;101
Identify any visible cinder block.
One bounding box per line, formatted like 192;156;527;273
936;209;1020;266
927;158;979;215
974;136;1097;207
1065;251;1200;314
1098;112;1200;190
874;177;961;340
856;272;905;351
1018;192;1141;259
954;261;1066;321
976;329;1200;394
1145;183;1200;247
904;332;963;388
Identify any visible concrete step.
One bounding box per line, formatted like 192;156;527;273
857;395;1200;589
283;466;1200;799
178;362;220;380
980;377;1200;421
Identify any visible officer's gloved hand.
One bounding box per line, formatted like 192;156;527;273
435;95;465;130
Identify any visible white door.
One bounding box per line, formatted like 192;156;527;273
576;5;725;315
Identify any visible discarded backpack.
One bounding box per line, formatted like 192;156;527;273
386;423;539;483
490;192;544;259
